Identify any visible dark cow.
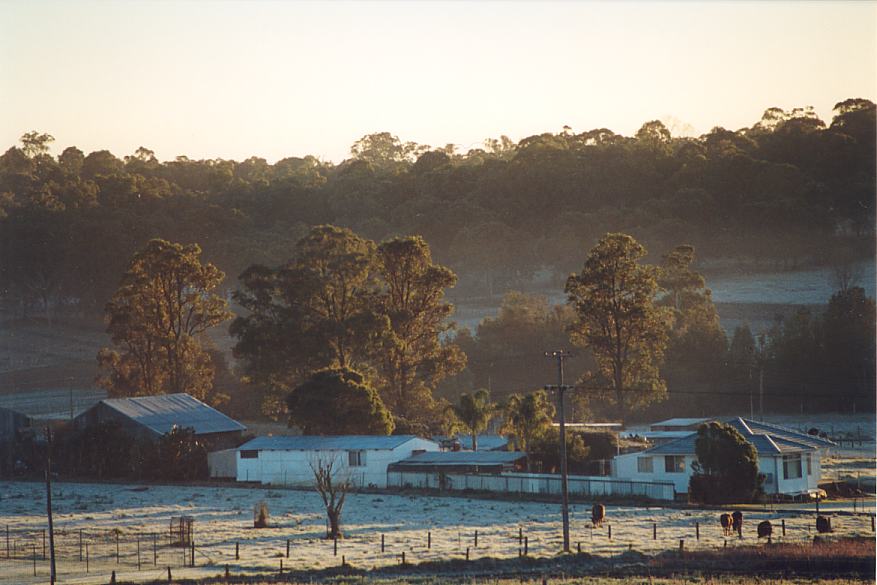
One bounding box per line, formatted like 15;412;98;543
591;504;605;528
732;511;743;536
816;515;832;534
757;520;772;539
719;513;733;536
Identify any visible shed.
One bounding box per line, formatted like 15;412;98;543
236;435;440;488
74;393;246;448
389;450;526;474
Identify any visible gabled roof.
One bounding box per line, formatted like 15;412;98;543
238;435;431;451
650;418;710;428
393;450;526;467
100;393;246;436
632;417;833;457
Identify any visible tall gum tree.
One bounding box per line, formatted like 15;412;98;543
565;233;670;422
376;236;465;426
98;239;231;401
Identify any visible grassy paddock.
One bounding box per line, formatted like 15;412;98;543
133;537;875;585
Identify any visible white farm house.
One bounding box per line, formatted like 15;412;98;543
613;418;835;498
236;435;439;488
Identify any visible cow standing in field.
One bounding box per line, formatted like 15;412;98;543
816;515;832;533
757;520;772;539
732;511;743;537
720;513;733;536
591;504;605;528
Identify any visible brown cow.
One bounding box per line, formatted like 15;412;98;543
757;520;772;539
732;511;743;537
591;504;605;528
719;513;733;536
816;515;832;534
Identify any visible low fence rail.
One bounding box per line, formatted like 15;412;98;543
386;471;676;501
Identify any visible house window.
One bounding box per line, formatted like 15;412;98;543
348;450;366;467
805;453;812;476
637;457;653;473
664;455;685;473
764;472;774;486
783;454;802;479
240;450;259;459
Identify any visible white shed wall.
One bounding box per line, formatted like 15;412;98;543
236;438;438;487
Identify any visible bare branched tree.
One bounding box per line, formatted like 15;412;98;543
309;454;353;539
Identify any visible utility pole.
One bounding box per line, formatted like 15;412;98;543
545;350;572;553
45;426;56;584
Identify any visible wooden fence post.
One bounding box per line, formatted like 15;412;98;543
334;536;338;556
137;536;141;570
695;522;700;540
428;531;431;549
781;519;786;536
86;542;89;573
381;534;385;553
465;547;469;561
79;529;83;562
116;531;120;564
653;523;657;540
286;539;290;558
235;542;239;560
153;533;157;566
608;525;612;540
524;536;528;556
32;543;36;577
474;530;478;548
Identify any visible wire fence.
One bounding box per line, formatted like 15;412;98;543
1;510;874;583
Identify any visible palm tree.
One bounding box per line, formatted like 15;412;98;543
449;388;496;451
501;390;555;453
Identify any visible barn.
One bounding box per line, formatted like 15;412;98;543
613;417;835;498
236;435;439;488
73;393;246;449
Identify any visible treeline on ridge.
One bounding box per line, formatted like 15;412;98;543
0;99;874;317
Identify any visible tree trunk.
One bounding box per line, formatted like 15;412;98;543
471;433;477;451
327;509;342;539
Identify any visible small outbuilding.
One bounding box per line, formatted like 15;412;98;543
236;435;440;488
73;393;246;448
389;450;527;474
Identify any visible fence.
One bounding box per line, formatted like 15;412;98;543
386;471;676;501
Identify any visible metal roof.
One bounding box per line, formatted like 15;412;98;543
393;451;526;467
238;435;431;451
633;418;830;456
0;389;107;420
100;393;246;436
649;418;710;428
432;434;510;451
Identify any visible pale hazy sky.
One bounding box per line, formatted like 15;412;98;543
2;1;875;163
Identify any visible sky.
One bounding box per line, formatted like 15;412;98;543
1;1;875;164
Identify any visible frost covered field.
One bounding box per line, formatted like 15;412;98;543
0;481;874;585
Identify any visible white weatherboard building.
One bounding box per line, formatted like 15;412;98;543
236;435;439;488
613;418;835;498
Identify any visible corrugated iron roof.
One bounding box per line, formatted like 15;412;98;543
101;393;246;435
634;417;830;456
431;434;510;451
394;451;526;466
650;418;710;428
238;435;431;451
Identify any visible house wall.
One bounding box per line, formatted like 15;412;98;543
613;452;695;494
236;438;439;487
615;451;822;496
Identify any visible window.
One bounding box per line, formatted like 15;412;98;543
783;454;802;479
805;453;812;476
240;450;259;459
763;472;774;486
637;457;653;473
664;455;685;473
348;450;366;467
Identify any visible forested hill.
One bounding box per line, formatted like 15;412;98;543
1;99;874;315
